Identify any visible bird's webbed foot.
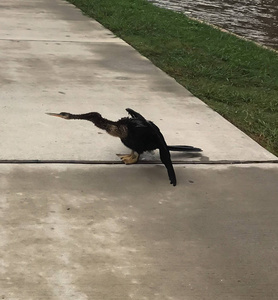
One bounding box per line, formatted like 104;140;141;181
116;151;139;165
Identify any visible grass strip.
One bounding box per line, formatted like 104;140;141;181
67;0;278;156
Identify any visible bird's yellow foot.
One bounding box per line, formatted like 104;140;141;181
116;152;139;164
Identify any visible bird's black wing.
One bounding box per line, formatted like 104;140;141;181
126;108;176;186
126;108;147;121
148;121;177;186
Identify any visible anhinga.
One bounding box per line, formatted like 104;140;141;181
47;108;202;186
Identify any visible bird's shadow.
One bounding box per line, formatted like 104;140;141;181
170;152;204;160
140;150;205;162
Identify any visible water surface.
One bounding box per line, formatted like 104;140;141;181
149;0;278;50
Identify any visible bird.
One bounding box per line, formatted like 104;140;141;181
46;108;202;186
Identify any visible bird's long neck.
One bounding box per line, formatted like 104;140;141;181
70;113;116;131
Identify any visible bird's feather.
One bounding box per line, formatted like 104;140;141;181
167;145;202;152
126;108;146;121
147;121;177;186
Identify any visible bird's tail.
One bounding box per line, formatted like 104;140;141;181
168;145;202;152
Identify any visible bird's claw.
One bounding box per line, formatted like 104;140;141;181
116;153;139;165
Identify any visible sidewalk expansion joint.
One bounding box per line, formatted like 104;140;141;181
0;160;277;165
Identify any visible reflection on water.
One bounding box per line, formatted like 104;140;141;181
148;0;278;50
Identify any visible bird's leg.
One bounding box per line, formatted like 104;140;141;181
116;151;139;165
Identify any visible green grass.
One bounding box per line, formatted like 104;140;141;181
67;0;278;156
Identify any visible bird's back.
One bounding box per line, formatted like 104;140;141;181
121;118;159;154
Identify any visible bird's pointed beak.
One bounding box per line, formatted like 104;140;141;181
46;113;64;118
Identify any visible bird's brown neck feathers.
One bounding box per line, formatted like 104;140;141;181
70;113;128;138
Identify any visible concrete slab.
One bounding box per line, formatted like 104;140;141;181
0;0;276;162
0;0;119;43
0;163;278;299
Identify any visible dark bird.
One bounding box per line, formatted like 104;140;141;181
47;108;202;186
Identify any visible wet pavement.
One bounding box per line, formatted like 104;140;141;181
1;0;278;299
1;163;278;299
149;0;278;50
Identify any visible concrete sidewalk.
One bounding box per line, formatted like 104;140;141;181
0;0;276;162
0;0;277;299
1;164;278;299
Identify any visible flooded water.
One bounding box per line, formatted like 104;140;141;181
148;0;278;50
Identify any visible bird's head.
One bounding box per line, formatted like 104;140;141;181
46;112;72;119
